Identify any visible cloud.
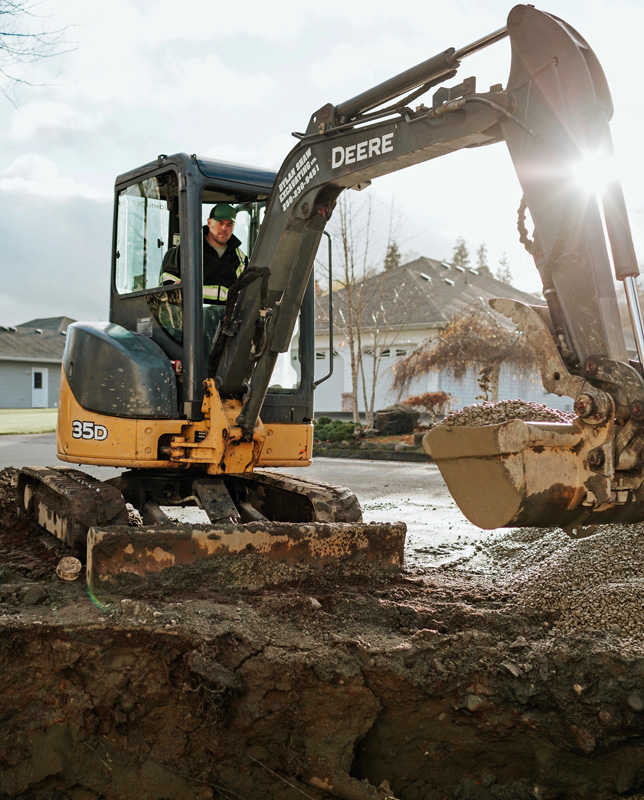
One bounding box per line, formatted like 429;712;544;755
0;155;110;201
163;53;279;110
203;134;295;172
9;102;100;142
0;190;111;326
308;36;408;94
0;0;640;317
107;0;308;44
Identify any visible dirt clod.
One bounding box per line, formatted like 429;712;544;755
3;466;644;800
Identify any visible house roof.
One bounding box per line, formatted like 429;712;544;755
0;324;68;362
315;256;541;333
19;316;76;333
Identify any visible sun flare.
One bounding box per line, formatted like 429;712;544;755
571;152;618;195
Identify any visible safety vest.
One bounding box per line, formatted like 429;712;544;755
202;248;245;303
160;246;246;304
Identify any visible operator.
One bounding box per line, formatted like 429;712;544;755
160;202;248;304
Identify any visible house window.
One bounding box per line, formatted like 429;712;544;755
395;348;407;357
315;349;340;361
33;372;43;390
380;348;391;358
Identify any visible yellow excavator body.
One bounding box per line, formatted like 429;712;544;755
56;371;313;472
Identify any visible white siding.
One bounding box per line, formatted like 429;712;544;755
0;361;62;408
407;365;575;414
313;350;345;414
313;330;578;417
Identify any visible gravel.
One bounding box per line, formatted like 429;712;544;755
442;399;575;426
480;523;644;642
438;400;644;644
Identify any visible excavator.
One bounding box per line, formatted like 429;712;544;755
17;4;644;590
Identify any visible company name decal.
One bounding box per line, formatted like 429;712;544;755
279;148;320;212
331;132;394;169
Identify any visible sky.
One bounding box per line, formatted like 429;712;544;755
1;0;643;326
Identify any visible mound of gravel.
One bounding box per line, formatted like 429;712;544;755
478;522;644;642
442;399;575;427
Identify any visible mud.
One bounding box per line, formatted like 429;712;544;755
3;467;644;800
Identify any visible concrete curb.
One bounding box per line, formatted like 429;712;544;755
312;447;431;463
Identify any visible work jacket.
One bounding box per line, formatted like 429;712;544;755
160;228;247;305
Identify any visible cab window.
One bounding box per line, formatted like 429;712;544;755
115;172;177;294
200;199;266;257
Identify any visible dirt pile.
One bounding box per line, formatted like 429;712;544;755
3;467;644;800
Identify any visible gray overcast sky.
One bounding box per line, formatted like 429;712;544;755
1;0;643;326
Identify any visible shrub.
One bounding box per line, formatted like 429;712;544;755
314;418;357;443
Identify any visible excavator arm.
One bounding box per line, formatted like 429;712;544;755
214;30;510;432
214;4;644;531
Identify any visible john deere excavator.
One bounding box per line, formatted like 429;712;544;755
18;4;644;589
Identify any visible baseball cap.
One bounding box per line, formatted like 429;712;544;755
209;203;237;221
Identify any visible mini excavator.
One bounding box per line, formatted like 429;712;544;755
18;5;644;588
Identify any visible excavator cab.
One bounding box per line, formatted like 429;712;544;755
52;154;319;475
109;155;312;426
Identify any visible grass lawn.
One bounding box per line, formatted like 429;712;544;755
0;408;58;435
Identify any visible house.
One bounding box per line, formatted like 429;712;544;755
19;316;76;333
313;256;574;416
0;317;74;408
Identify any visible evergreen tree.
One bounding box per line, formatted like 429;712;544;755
451;236;470;268
476;242;492;276
496;252;513;284
383;241;401;271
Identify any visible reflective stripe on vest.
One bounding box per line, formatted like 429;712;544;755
203;248;245;302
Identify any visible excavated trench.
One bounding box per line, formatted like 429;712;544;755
3;466;644;800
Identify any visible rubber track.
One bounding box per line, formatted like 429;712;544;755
18;467;129;550
249;470;363;523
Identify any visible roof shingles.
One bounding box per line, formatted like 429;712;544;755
316;257;540;332
0;326;67;361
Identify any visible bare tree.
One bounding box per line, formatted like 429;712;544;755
392;300;535;402
0;0;72;102
334;193;375;423
317;192;416;426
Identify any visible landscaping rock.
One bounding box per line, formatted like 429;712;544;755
374;405;419;435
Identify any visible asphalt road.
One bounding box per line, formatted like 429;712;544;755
0;433;487;567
